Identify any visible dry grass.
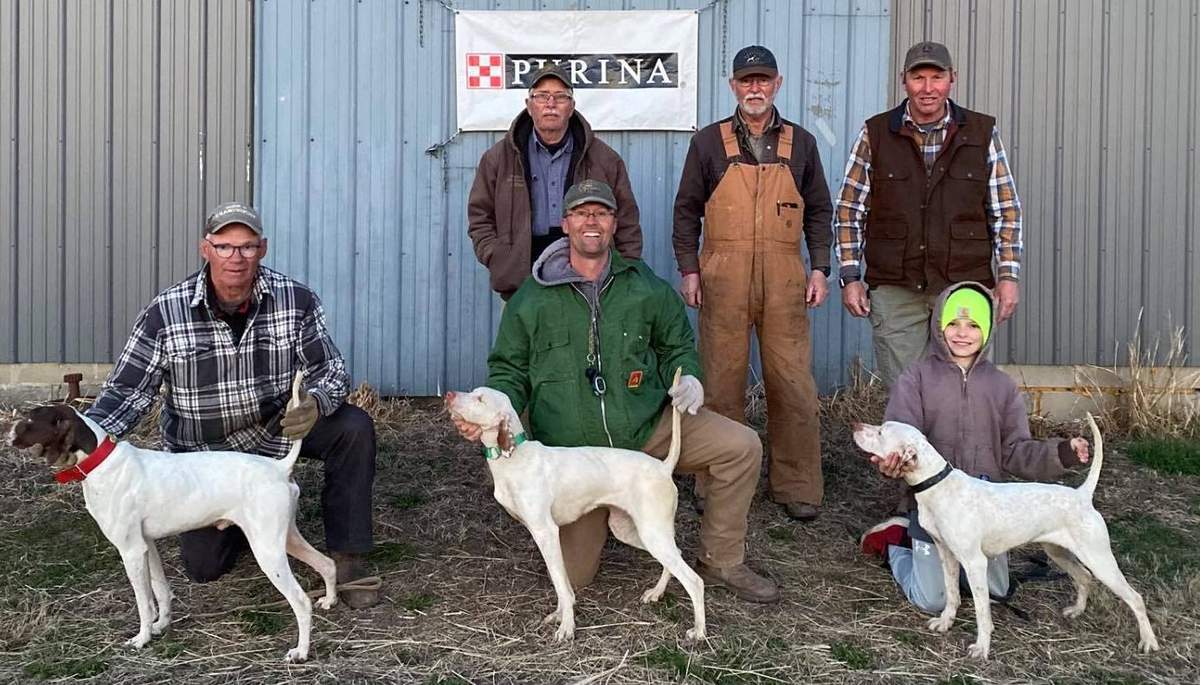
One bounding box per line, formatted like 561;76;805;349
1;382;1198;684
1082;316;1200;439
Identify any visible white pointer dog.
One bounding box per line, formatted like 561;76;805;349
852;415;1159;660
7;373;337;662
445;368;705;642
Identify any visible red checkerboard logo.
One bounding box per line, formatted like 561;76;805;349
466;53;504;89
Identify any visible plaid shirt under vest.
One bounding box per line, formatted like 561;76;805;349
87;266;350;458
834;99;1023;282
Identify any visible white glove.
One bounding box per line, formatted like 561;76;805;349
668;374;704;415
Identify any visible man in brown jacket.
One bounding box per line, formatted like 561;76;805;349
834;41;1024;388
468;63;642;300
672;46;834;522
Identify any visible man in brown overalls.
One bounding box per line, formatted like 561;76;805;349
673;46;834;522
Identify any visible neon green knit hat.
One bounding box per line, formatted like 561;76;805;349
940;287;992;344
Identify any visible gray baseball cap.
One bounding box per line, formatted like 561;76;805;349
204;201;263;236
563;179;617;215
903;41;953;72
527;63;573;92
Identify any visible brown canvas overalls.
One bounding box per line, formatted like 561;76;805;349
697;121;822;505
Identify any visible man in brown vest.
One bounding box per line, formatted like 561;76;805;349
673;46;834;522
834;41;1024;388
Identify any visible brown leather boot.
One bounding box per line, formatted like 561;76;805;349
782;501;820;522
333;552;379;609
695;561;780;603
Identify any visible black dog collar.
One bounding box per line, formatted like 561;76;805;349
910;463;954;493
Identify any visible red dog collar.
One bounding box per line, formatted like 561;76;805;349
54;436;118;484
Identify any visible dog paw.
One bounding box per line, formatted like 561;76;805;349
150;620;170;636
927;615;953;633
553;623;575;642
967;642;990;660
641;587;665;604
316;595;338;611
1062;604;1085;619
124;633;151;649
685;627;706;641
285;647;308;663
542;611;561;626
1140;636;1161;653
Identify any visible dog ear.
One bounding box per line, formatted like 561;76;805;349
497;418;514;454
39;415;78;467
901;443;918;464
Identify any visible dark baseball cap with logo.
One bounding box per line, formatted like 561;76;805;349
528;63;573;92
204;201;263;236
563;179;617;215
731;45;778;79
903;41;953;72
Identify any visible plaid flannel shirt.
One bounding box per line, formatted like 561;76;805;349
87;266;350;458
835;101;1023;281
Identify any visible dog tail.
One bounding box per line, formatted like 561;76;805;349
278;371;305;474
1079;412;1104;500
662;367;684;471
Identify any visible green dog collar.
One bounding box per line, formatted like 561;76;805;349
483;432;527;460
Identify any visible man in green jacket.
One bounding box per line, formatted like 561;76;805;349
464;179;779;603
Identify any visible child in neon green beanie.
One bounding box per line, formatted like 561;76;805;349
859;282;1092;614
939;286;992;371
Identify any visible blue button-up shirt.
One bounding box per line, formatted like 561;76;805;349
527;132;574;236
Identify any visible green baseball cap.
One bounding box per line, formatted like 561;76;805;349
563;179;617;215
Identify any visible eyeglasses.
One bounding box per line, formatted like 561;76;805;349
206;239;262;259
567;209;615;221
529;92;574;105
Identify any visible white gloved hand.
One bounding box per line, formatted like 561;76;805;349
668;374;704;415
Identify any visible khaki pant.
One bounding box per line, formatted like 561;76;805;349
867;285;940;388
559;405;763;588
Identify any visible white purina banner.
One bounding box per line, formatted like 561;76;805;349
455;10;698;131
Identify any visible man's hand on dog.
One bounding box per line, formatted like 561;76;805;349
452;416;483;442
871;452;915;479
280;387;319;440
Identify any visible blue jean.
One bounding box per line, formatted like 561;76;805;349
887;510;1009;613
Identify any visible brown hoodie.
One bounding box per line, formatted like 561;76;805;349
884;282;1082;511
467;110;642;299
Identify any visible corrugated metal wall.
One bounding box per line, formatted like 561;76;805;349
0;0;252;364
892;0;1200;365
256;0;891;396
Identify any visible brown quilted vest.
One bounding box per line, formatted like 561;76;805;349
863;101;996;294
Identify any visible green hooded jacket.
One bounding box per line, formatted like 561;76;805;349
487;239;702;450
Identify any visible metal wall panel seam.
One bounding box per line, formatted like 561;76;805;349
57;0;67;361
1052;0;1065;363
1095;0;1109;363
1187;1;1198;349
1138;1;1153;347
105;0;115;361
4;1;20;361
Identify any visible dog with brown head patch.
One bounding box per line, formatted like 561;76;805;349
6;374;338;663
10;404;98;471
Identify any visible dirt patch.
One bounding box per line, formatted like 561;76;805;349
0;398;1197;684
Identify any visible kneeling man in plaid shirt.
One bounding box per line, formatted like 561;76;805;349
86;201;379;608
